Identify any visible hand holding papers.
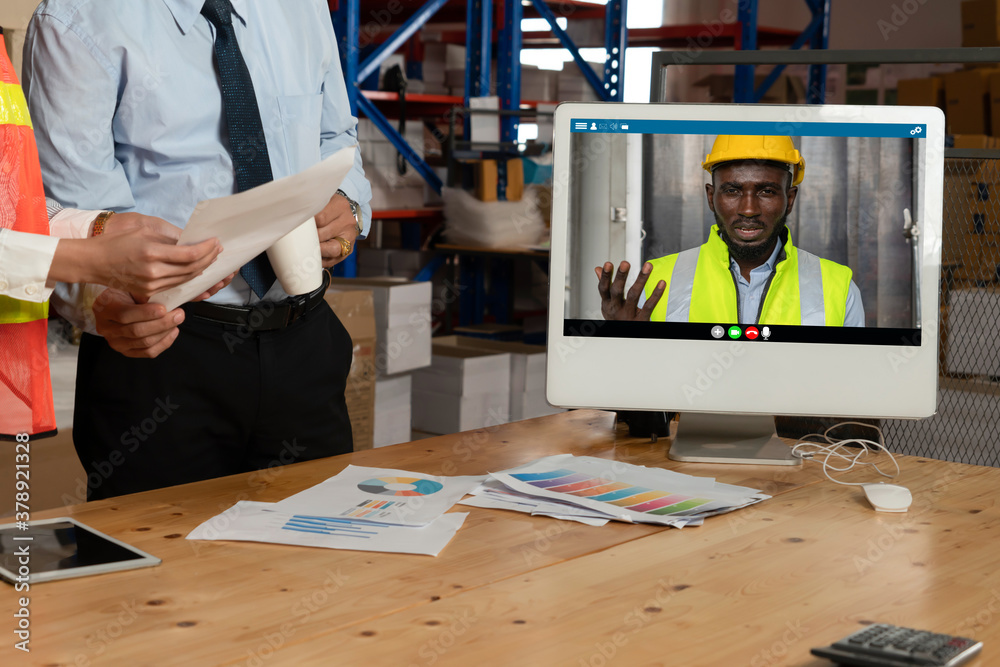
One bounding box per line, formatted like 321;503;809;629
150;147;356;310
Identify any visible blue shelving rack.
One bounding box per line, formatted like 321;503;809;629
734;0;832;104
328;0;830;281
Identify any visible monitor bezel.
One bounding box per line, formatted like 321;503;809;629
546;101;944;419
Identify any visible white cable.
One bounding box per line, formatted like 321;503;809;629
791;421;900;487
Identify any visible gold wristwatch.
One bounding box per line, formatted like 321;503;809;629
337;189;363;236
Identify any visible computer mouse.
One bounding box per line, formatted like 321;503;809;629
861;483;912;513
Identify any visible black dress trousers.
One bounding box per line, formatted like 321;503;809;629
72;301;353;500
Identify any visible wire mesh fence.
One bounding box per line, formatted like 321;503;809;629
883;155;1000;467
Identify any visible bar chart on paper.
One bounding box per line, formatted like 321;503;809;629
282;515;382;538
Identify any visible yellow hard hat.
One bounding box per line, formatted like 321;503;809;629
702;135;805;186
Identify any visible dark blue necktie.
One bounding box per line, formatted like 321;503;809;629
202;0;276;297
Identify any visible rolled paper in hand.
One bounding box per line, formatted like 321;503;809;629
267;217;323;296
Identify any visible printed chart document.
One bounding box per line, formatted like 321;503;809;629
188;467;482;556
272;465;484;527
187;502;467;557
459;480;612;526
151;147;356;310
488;455;768;527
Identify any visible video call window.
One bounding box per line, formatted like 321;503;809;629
562;120;928;346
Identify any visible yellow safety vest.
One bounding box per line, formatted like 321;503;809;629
0;35;56;438
644;224;852;326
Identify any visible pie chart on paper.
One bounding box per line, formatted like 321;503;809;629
357;476;444;497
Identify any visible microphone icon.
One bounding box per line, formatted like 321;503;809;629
762;326;771;340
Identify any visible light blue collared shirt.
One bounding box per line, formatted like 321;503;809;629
24;0;372;309
731;236;865;327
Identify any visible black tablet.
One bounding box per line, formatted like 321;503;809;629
0;517;161;584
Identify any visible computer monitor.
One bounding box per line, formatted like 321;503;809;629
545;102;944;464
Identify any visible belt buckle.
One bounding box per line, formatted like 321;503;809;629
245;300;276;332
284;295;309;327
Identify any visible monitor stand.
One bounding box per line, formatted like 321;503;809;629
668;413;801;466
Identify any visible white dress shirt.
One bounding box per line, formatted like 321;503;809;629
24;0;372;334
0;207;97;303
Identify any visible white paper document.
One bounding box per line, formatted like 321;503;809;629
459;480;612;526
271;465;485;527
488;455;769;527
187;501;467;557
150;147;356;310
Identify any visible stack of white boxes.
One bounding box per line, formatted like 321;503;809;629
357;118;426;210
557;62;604;102
421;42;466;95
373;374;412;448
435;336;563;422
412;344;512;434
521;65;559;102
329;278;433;447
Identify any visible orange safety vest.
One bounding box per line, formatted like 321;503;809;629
0;35;56;439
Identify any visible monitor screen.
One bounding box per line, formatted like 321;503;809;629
546;102;943;424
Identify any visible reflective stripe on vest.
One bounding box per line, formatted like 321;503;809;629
645;225;852;325
0;79;33;128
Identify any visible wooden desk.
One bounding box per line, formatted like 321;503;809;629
4;411;998;666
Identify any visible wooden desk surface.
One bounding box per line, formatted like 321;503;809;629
3;411;998;666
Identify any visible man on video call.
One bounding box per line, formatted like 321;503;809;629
596;135;865;327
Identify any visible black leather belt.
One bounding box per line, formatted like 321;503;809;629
183;272;330;331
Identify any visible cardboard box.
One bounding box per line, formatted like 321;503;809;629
324;289;377;451
474;158;524;202
944;69;999;135
373;374;412;448
989;72;1000;138
949;134;992;148
433;336;564;421
328;277;433;376
897;77;944;108
411;345;511;433
962;0;1000;47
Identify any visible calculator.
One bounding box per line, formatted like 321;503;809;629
811;623;983;666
